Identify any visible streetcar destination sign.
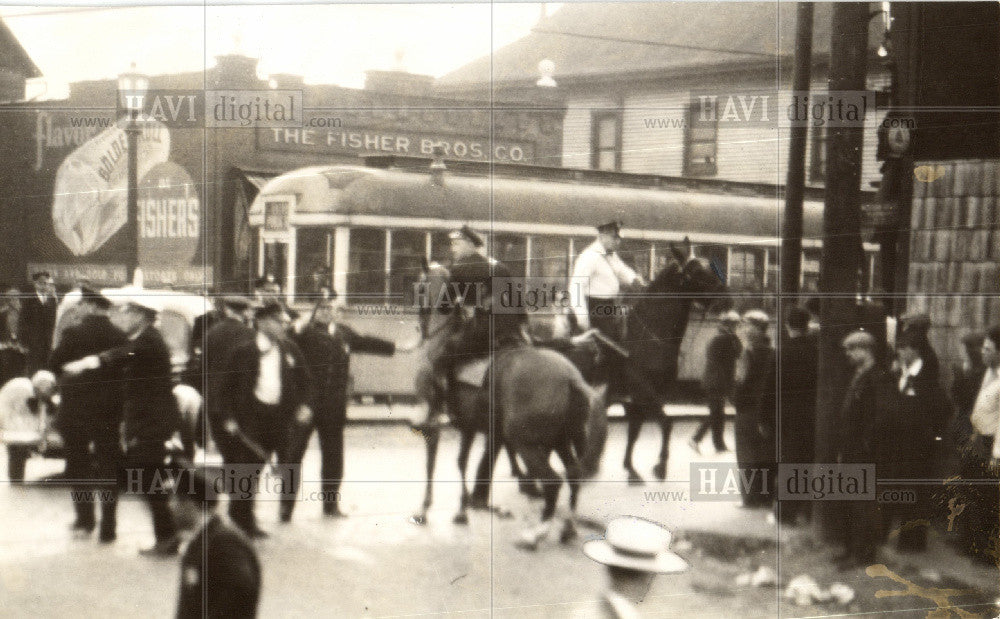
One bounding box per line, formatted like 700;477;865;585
258;127;534;163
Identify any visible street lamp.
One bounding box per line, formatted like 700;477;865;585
117;62;148;284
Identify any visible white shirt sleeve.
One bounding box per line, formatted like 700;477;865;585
570;251;594;330
607;252;640;286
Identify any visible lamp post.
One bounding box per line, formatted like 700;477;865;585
117;63;149;284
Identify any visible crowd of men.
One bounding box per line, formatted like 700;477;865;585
689;298;1000;569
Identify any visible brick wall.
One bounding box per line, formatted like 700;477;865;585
906;159;1000;376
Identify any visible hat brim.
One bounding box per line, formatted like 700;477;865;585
582;540;689;574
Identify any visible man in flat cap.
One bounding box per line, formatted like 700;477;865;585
219;301;312;537
48;287;127;542
63;291;183;556
20;270;58;374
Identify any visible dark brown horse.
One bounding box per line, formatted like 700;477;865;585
410;262;538;526
618;239;729;484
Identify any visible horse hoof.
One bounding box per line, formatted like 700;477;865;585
518;479;543;498
470;496;490;511
627;471;645;486
409;514;427;526
514;538;539;552
560;525;578;544
652;463;667;481
453;512;469;525
493;507;514;520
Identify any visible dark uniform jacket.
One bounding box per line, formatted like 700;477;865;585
292;322;394;424
837;363;892;464
20;292;57;373
176;513;260;619
49;314;127;435
447;253;521;353
203;317;255;435
732;333;774;414
702;328;742;397
97;324;181;452
778;331;818;463
221;336;312;442
889;361;952;477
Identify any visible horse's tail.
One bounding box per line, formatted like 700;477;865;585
569;373;608;479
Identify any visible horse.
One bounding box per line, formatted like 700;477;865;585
410;261;539;526
617;238;729;485
501;347;608;550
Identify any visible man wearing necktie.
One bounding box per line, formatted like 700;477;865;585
965;325;1000;562
20;271;58;374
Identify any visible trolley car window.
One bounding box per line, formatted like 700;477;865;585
492;233;528;277
348;227;386;303
532;236;570;280
619;239;650;281
802;248;821;292
729;246;765;292
694;243;728;284
430;230;451;266
296;228;332;301
389;230;426;304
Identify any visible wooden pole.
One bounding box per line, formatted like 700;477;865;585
813;2;870;541
780;2;814;298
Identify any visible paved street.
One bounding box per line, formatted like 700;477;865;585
1;419;768;618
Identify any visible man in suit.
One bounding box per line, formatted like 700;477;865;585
284;297;415;520
689;311;742;455
48;287;127;542
20;271;58;374
202;296;255;453
219;301;312;537
175;468;260;618
62;291;183;557
775;306;818;525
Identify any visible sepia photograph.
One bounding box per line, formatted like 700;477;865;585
0;1;999;616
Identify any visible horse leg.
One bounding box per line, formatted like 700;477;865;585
454;430;474;524
652;409;673;481
623;405;645;486
515;445;561;551
556;443;582;544
470;428;502;510
507;446;543;498
410;425;440;525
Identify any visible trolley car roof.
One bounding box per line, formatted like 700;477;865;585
250;165;824;244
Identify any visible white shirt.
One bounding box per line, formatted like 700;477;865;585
254;333;282;405
897;357;923;394
971;366;1000;441
570;240;640;329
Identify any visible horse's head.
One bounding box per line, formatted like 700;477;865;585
650;237;729;312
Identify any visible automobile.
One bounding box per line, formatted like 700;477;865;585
0;284;209;483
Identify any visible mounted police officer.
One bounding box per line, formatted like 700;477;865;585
569;220;646;386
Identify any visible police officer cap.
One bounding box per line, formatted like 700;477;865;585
448;225;483;247
79;285;111;310
221;295;253;311
596;220;623;236
255;300;286;322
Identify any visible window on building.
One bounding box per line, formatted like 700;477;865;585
389;230;426;305
295;227;332;302
590;112;621;171
347;227;386;302
802;248;821;292
809;124;827;184
684;99;718;177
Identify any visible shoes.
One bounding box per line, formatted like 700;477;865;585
139;537;180;558
323;505;347;518
279;509;293;524
714;446;730;454
98;522;116;543
687;438;702;455
248;527;270;539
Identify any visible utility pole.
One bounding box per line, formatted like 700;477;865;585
813;2;870;541
780;2;813;297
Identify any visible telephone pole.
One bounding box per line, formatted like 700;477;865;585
813;2;870;540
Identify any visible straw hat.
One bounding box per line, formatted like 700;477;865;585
583;516;688;574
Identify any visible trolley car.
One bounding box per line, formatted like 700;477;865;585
247;155;877;396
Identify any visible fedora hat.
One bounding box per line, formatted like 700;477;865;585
583;517;688;574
